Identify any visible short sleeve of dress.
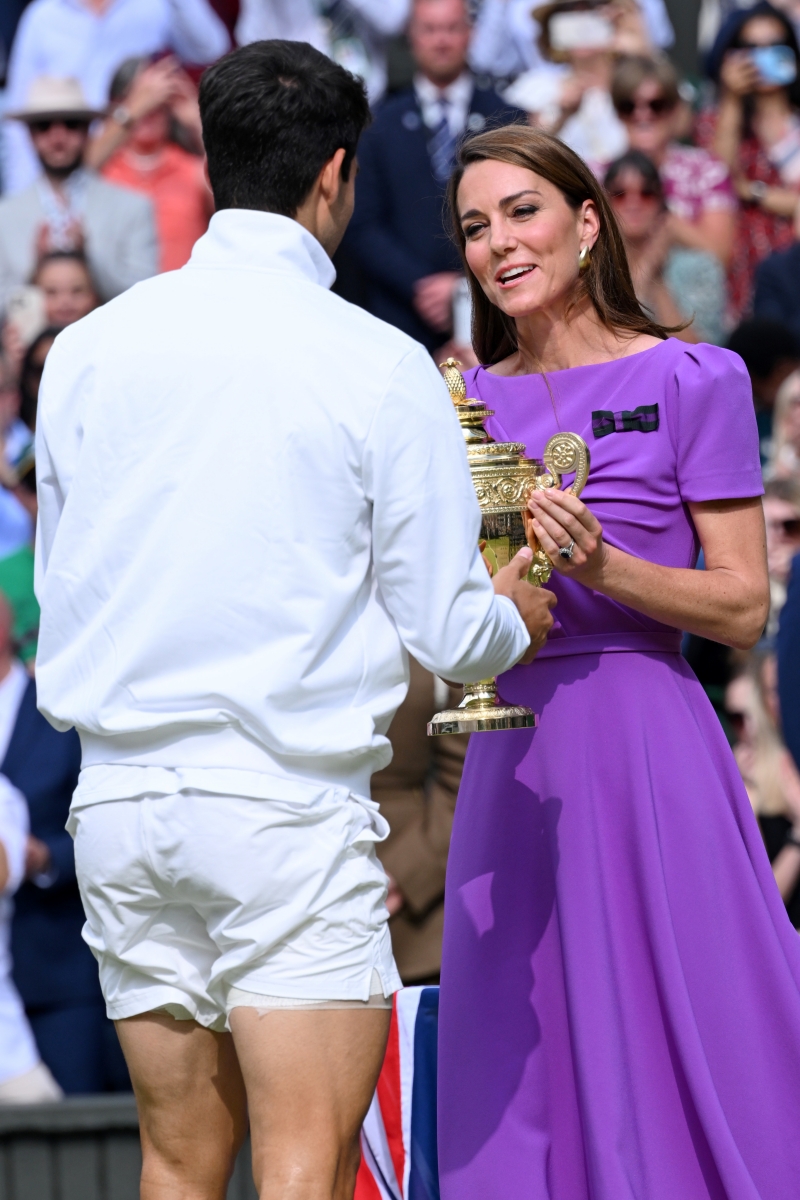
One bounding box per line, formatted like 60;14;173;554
672;343;764;502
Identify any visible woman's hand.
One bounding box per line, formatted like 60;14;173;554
720;50;760;97
527;488;607;584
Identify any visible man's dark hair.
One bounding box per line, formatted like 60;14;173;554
727;319;800;380
199;40;371;215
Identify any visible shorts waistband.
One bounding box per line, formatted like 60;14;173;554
534;631;682;659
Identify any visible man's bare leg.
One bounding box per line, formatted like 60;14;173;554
115;1012;248;1200
229;1006;391;1200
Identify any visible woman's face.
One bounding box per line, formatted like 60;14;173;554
130;106;170;154
763;494;800;582
736;14;794;94
607;165;662;241
617;77;676;158
457;159;599;322
37;260;97;327
784;392;800;448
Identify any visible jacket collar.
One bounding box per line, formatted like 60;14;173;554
186;209;336;289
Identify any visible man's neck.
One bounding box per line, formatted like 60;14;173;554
419;68;467;92
43;164;81;193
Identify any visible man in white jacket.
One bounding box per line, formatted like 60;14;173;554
35;39;555;1200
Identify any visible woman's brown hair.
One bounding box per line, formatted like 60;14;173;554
446;125;680;365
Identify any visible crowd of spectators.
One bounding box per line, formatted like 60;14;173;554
0;0;800;1099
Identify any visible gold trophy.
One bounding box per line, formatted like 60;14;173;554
427;359;590;736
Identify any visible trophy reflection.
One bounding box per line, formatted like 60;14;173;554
427;359;590;737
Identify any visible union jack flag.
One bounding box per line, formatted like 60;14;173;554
355;987;439;1200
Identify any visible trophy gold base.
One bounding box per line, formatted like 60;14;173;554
427;678;538;736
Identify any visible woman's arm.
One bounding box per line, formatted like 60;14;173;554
528;491;769;649
667;209;735;267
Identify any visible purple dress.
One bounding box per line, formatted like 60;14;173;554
438;339;800;1200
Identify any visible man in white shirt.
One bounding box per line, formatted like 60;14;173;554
35;39;555;1200
3;0;229;195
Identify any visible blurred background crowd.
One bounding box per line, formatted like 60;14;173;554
0;0;798;1102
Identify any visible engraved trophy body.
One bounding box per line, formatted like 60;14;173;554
427;359;590;737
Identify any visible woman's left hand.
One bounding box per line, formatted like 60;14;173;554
527;487;607;583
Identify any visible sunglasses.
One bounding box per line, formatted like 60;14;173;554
609;185;661;201
29;118;89;135
769;517;800;536
616;96;675;118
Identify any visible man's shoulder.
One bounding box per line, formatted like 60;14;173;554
367;88;420;133
757;240;800;280
318;287;427;365
470;79;526;124
0;184;39;224
85;173;153;216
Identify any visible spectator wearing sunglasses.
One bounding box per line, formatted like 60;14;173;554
701;2;800;322
726;653;800;930
611;55;735;268
605;149;727;343
0;78;157;319
761;476;800;636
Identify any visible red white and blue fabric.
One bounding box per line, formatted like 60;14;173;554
355;986;439;1200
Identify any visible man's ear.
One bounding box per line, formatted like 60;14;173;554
319;147;348;203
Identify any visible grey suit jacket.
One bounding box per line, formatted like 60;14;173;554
0;173;158;314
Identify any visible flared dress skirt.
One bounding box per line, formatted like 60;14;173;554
438;646;800;1199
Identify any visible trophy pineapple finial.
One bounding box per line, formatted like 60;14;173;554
440;357;467;404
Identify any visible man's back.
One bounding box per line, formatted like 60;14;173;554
36;209;524;794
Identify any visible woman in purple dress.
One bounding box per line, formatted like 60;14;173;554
437;125;800;1200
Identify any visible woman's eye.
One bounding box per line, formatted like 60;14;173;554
463;222;485;239
512;205;538;219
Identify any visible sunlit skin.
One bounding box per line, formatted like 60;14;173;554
455;157;769;649
35;258;97;327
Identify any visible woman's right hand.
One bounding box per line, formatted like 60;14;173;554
720;50;760;97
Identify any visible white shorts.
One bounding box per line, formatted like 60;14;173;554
70;788;401;1031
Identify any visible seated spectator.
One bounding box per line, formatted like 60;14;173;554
778;548;800;776
0;592;129;1094
763;477;800;633
372;660;467;984
727;317;800;456
89;57;212;273
611;54;735;266
503;0;640;165
701;2;800;321
345;0;523;352
33;251;98;328
753;207;800;337
0;78;157;317
0;771;61;1104
766;367;800;479
727;653;800;927
2;0;229;195
605;150;727;343
0;358;33;566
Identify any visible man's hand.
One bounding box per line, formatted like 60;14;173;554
413;272;460;333
25;836;51;879
493;546;556;664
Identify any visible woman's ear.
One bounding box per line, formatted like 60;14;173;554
581;200;601;249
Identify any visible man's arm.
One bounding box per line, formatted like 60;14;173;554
90;193;158;299
345;128;431;302
165;0;230;62
364;346;542;682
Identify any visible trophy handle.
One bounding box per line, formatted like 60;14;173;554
542;432;591;496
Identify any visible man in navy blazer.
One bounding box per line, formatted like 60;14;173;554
345;0;523;351
754;239;800;342
0;595;128;1092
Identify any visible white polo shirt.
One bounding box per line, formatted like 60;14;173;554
35;210;529;809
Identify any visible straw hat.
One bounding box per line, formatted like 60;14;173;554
6;77;103;124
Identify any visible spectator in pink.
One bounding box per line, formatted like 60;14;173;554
612;55;736;267
700;2;800;322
